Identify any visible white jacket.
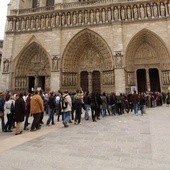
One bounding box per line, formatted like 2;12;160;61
62;94;72;112
4;99;15;115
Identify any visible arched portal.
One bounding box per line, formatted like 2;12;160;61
13;42;51;92
126;29;170;92
61;29;114;93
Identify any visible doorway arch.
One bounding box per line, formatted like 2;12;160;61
61;28;114;93
13;42;51;92
126;29;170;92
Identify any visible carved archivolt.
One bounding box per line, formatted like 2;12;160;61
7;0;170;32
126;29;170;71
14;42;51;91
62;29;113;72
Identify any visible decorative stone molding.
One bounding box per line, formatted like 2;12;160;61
7;0;170;33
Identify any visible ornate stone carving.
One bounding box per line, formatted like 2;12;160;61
127;72;135;85
3;59;10;73
146;4;152;18
52;55;60;72
113;6;119;21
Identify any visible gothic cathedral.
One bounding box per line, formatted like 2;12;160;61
1;0;170;94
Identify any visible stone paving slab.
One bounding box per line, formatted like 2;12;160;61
0;106;170;170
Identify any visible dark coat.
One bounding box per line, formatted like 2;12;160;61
15;97;25;122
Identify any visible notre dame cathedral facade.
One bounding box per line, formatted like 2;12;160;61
1;0;170;94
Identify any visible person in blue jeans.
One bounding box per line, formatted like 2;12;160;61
46;92;56;125
130;90;139;115
61;90;72;127
139;92;146;115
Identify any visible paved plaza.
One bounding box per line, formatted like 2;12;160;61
0;105;170;170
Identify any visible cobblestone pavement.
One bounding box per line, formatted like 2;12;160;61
0;105;170;170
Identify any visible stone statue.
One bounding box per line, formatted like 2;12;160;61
55;13;59;26
72;12;77;25
96;9;100;23
107;8;112;22
121;7;125;20
160;2;165;17
116;56;122;68
153;3;158;18
78;11;82;24
21;18;26;30
35;17;40;29
3;60;9;72
133;5;138;20
127;6;131;20
102;8;106;23
114;6;119;21
41;16;45;29
139;4;145;19
46;16;49;28
146;4;152;18
90;10;94;23
62;14;65;26
67;12;71;25
84;10;88;24
51;14;55;27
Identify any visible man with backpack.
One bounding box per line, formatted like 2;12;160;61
61;90;72;127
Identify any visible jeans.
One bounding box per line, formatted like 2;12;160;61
63;111;71;124
109;105;116;115
47;108;55;125
31;113;41;130
133;103;138;114
140;105;145;115
84;104;90;120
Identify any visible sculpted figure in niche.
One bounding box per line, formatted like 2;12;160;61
31;17;35;30
102;8;106;23
114;6;119;21
133;5;138;20
62;13;65;26
116;56;122;68
67;12;71;25
146;4;152;18
139;4;145;19
41;16;45;29
121;7;125;20
153;3;158;18
78;11;82;24
21;18;26;30
45;16;49;28
16;19;19;31
26;17;30;30
107;8;112;22
90;10;94;23
35;17;40;29
96;9;100;23
3;60;9;72
72;12;77;25
127;6;131;20
51;14;55;27
160;2;166;17
84;10;88;24
55;13;59;26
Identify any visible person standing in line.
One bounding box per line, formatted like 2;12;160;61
14;93;25;135
39;90;45;124
62;90;72;127
0;93;5;132
4;95;15;132
139;92;146;115
24;93;31;130
30;90;44;131
46;92;56;126
130;90;139;115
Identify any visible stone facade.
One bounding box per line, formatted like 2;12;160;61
1;0;170;93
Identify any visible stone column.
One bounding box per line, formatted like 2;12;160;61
88;72;92;93
146;68;150;91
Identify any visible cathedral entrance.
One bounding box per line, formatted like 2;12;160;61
61;29;114;93
126;29;170;92
80;71;88;92
13;42;51;92
92;71;101;93
137;69;147;92
149;68;160;92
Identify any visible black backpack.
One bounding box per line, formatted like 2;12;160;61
61;95;68;109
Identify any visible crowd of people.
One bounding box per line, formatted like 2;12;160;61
0;89;169;135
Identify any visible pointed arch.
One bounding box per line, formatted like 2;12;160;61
126;28;170;71
62;28;114;72
13;41;51;92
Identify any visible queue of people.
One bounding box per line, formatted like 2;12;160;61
0;89;169;135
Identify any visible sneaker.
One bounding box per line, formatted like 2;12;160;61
69;120;73;123
78;123;82;125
